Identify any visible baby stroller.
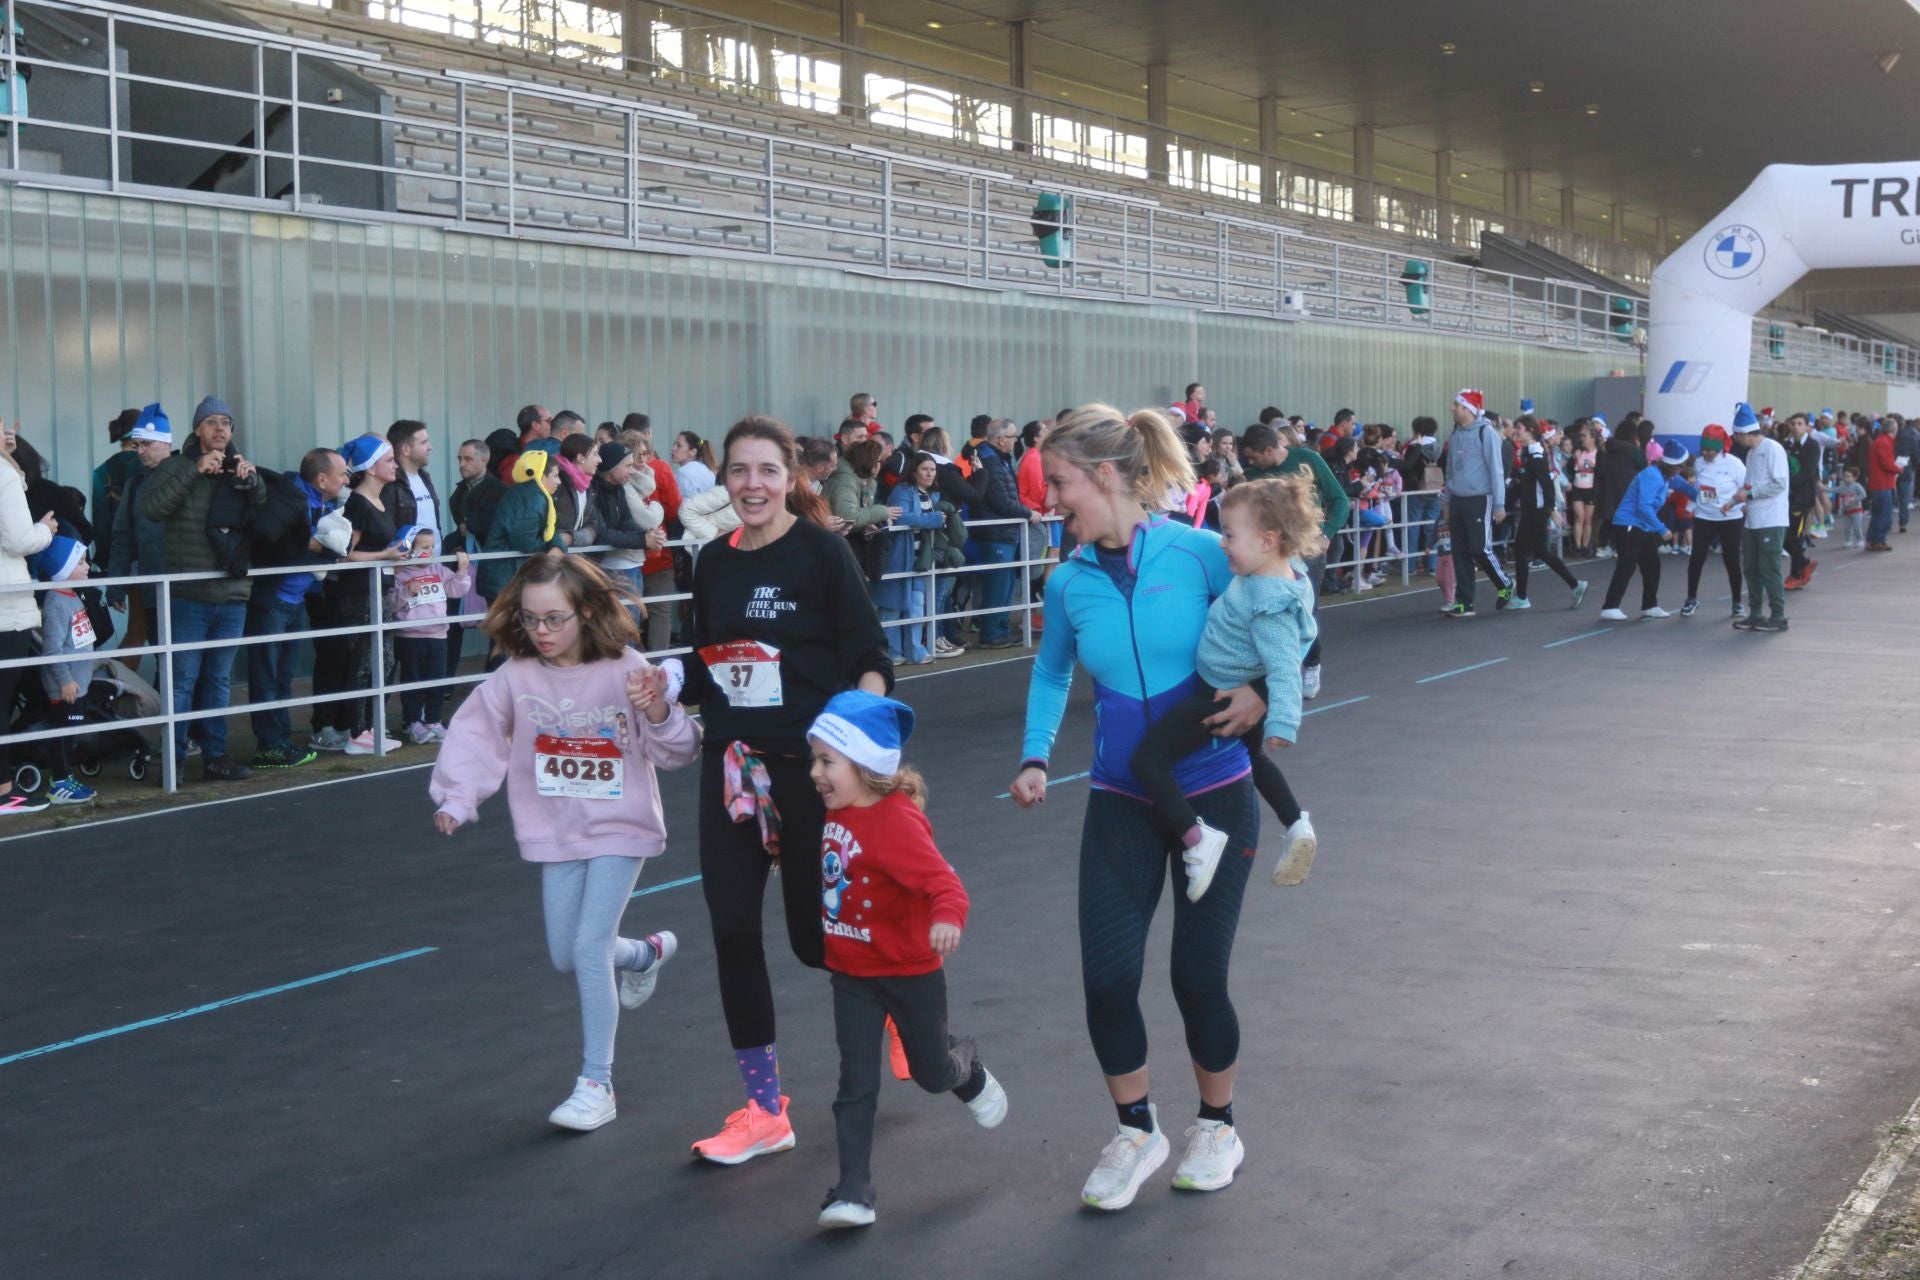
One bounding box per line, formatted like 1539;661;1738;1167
7;657;158;793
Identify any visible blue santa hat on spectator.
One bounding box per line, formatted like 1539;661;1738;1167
29;536;84;583
128;403;172;444
339;433;392;475
392;524;430;554
807;690;916;776
1731;402;1761;433
1659;440;1690;466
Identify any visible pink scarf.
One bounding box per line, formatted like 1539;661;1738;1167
722;740;781;860
555;456;591;492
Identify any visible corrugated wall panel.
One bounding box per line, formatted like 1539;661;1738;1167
4;185;1908;492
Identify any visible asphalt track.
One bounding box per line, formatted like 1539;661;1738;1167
5;550;1920;1280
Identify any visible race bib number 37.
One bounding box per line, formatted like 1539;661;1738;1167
535;734;624;800
698;640;783;708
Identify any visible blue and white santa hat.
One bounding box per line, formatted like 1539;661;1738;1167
807;690;915;776
1731;402;1761;433
392;523;431;554
339;433;392;474
29;535;85;583
1659;440;1690;466
128;403;172;445
1819;407;1835;420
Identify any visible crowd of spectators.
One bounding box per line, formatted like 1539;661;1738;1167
0;383;1904;808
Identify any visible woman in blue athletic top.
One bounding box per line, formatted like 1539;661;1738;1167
1010;405;1266;1211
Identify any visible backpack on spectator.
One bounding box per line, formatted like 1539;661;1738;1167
1402;440;1444;493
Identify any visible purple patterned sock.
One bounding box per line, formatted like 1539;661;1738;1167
735;1043;782;1113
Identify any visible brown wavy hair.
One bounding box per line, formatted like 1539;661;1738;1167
852;761;928;809
721;415;834;529
1219;473;1328;559
483;549;641;661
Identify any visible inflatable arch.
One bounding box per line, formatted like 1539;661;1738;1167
1646;161;1920;430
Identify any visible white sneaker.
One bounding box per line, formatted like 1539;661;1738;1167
819;1200;876;1230
1352;578;1373;592
548;1076;616;1131
1172;1119;1245;1191
344;731;402;755
1272;812;1317;886
1642;606;1672;619
1506;596;1532;610
427;723;449;743
408;721;435;746
933;641;967;659
1597;607;1628;621
618;931;677;1010
1301;664;1321;701
1082;1109;1170;1210
965;1068;1008;1128
1182;822;1230;903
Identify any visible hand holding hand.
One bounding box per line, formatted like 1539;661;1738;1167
433;810;461;835
1009;766;1048;808
1204;684;1267;738
645;527;668;552
628;665;670;723
1264;736;1289;753
929;922;962;956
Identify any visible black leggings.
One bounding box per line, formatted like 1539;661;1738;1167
1685;520;1742;601
310;586;373;735
0;628;30;784
1601;526;1663;610
697;746;827;1049
1514;509;1577;598
1080;781;1257;1076
1129;683;1301;838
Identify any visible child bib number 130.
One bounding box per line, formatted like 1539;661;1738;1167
698;640;783;708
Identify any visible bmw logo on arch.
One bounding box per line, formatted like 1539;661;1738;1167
1704;224;1765;279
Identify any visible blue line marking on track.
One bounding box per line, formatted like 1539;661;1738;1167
996;770;1092;801
0;946;439;1067
1415;657;1511;684
631;874;703;899
1303;695;1370;717
1543;628;1614;649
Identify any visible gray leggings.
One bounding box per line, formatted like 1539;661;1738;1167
542;855;652;1085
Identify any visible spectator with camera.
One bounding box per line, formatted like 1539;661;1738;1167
137;395;265;782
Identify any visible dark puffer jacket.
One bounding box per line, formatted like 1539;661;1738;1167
970;444;1026;544
138;435;266;604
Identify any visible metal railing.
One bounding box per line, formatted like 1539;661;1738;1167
4;0;1916;383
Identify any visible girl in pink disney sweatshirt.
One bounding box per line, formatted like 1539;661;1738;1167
430;550;700;1133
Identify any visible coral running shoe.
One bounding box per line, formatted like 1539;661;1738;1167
692;1096;796;1165
886;1016;912;1081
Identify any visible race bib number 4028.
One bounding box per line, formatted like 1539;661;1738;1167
534;734;624;800
697;640;783;708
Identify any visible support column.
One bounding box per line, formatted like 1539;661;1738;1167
1609;201;1625;242
1146;62;1170;183
1435;149;1454;244
1259;95;1280;205
619;0;650;75
1503;168;1533;223
1352;124;1375;225
839;0;864;119
1560;186;1577;231
1008;19;1033;152
1656;214;1670;248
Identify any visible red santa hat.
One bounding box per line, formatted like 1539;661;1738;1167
1455;389;1485;414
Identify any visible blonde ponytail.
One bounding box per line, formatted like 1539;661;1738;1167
1045;402;1194;507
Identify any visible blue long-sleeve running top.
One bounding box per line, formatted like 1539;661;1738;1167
1022;515;1250;798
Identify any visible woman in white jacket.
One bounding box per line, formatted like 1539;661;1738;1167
602;438;664;594
0;440;56;811
1681;423;1746;619
678;483;739;548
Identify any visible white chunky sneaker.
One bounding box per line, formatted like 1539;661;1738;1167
548;1076;616;1131
1272;812;1318;886
818;1199;876;1229
1171;1119;1245;1191
1182;822;1230;903
1597;607;1628;621
1301;664;1322;700
1082;1108;1170;1211
965;1068;1008;1129
618;931;677;1010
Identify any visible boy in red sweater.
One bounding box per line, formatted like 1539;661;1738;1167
806;691;1007;1230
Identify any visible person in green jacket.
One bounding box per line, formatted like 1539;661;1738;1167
1239;421;1347;699
137;394;268;782
823;438;899;533
478;444;587;601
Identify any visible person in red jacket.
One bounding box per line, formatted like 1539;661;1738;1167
807;691;1007;1230
1866;421;1902;550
